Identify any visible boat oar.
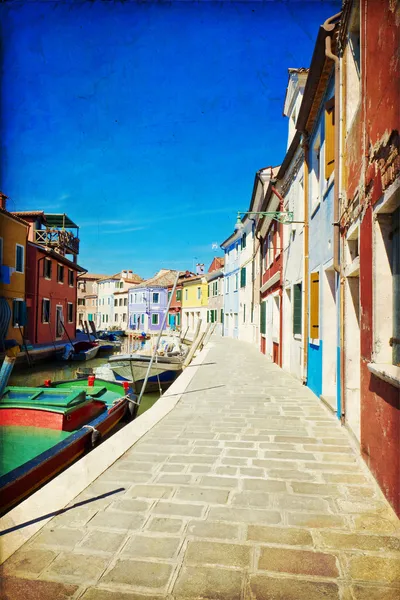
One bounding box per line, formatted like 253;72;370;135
0;348;18;397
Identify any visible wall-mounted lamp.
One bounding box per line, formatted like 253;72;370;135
234;210;296;232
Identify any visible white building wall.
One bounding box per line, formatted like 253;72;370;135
238;222;256;344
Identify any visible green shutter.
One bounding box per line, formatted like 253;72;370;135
260;301;266;335
221;309;224;324
240;267;246;288
207;310;209;323
293;283;302;335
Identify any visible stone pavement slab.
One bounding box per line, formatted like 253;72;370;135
2;337;399;599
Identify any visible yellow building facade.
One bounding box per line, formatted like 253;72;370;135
181;276;208;335
0;206;28;346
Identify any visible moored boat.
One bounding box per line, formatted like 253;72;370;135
0;378;137;515
61;341;100;361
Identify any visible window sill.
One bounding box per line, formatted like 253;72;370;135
294;333;302;341
367;363;400;389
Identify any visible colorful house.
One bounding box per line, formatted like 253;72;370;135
221;231;241;338
167;271;195;331
97;270;142;330
339;0;400;516
128;270;179;333
77;273;109;329
279;68;308;381
206;258;224;336
296;15;340;409
0;195;29;348
181;274;208;336
12;211;85;345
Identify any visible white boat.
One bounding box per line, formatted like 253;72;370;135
96;337;188;393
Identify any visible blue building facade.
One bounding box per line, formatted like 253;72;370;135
221;230;241;338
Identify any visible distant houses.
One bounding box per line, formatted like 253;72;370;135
128;269;179;333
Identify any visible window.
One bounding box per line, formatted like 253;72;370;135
168;291;172;301
197;287;201;300
240;267;246;288
242;233;246;249
293;282;302;335
12;299;26;327
114;299;118;306
108;298;111;305
57;264;64;283
185;289;188;301
68;270;74;286
310;271;320;338
177;312;181;326
67;302;74;323
325;98;335;179
102;315;105;323
152;292;160;303
152;314;159;325
122;313;127;322
311;133;321;211
124;298;127;306
105;314;108;323
77;298;85;306
115;314;118;322
119;298;122;306
15;244;24;273
260;301;266;335
234;273;238;291
226;277;230;293
42;299;51;323
43;258;52;279
176;289;182;301
141;314;145;324
243;304;246;323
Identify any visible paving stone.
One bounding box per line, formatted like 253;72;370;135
247;525;313;546
349;556;400;583
122;534;181;559
173;565;243;600
79;531;127;554
274;494;330;512
351;585;400;600
175;486;229;504
185;540;251;568
288;512;347;529
208;506;281;525
190;464;211;473
50;506;99;528
267;469;317;481
157;473;194;484
101;559;173;589
169;455;216;464
221;457;248;466
263;451;317;460
0;577;78;600
249;574;340;599
43;552;109;583
87;511;145;531
240;467;265;477
318;530;400;552
146;517;184;534
80;588;164;600
304;445;354;453
187;520;240;540
154;500;205;517
200;475;240;489
159;463;186;473
223;441;255;448
353;514;400;534
106;498;152;513
323;473;369;485
231;491;271;508
191;446;222;456
258;547;339;577
290;482;341;496
216;466;238;476
126;485;174;499
243;478;287;492
29;527;85;549
1;548;58;576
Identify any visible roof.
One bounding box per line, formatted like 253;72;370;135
130;269;180;289
78;273;110;281
44;214;79;229
28;242;86;272
12;210;45;218
97;271;143;283
114;290;128;295
296;12;341;133
0;206;30;227
208;257;224;272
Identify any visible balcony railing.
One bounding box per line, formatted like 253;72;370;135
35;228;79;255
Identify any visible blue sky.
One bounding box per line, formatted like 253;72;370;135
1;0;340;278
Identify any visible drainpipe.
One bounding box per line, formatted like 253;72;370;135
302;136;310;384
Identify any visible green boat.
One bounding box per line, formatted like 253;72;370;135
0;378;138;515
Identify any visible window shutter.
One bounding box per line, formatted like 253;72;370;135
260;301;266;335
293;283;302;335
310;272;320;338
207;310;209;323
221;309;224;324
240;267;246;288
325;98;335;179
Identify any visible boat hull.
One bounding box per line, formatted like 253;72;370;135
0;398;127;515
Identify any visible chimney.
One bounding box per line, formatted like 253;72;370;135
122;270;127;278
196;263;205;275
0;192;8;210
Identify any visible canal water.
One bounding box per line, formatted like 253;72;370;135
8;343;161;418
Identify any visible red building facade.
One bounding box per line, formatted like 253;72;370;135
340;0;400;515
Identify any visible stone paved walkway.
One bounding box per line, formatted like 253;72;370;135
1;338;400;599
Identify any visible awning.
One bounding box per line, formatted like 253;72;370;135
44;213;79;229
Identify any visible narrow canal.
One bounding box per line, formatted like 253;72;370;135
8;352;161;418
